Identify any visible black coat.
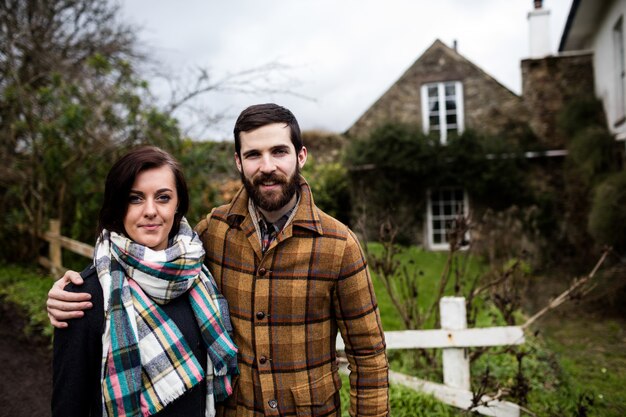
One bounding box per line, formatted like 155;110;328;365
52;265;208;417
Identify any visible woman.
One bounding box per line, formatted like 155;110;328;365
52;146;237;417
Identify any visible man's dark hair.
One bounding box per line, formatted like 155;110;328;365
97;146;189;239
233;103;303;156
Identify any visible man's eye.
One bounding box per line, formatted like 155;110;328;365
274;149;288;155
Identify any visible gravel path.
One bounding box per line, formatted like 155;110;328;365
0;302;51;417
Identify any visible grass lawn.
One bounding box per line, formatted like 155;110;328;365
539;310;626;417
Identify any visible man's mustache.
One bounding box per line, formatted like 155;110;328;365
252;173;287;186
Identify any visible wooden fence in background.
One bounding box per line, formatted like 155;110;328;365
337;297;524;417
38;219;94;276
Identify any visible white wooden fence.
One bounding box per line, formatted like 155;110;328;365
337;296;525;417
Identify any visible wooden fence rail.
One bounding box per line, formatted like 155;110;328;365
337;297;524;417
38;219;94;276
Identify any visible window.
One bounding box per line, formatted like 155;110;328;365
421;81;464;144
426;188;469;250
614;17;626;124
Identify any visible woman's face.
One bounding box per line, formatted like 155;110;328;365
123;165;178;251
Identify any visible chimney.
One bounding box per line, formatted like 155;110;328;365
453;39;458;52
527;0;551;58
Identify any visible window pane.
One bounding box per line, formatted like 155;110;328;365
430;187;468;247
423;81;462;143
429;116;440;127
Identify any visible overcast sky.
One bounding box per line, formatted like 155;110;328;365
121;0;574;140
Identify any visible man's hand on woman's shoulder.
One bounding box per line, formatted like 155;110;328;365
47;270;92;328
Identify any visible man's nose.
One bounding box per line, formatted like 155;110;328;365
259;154;276;173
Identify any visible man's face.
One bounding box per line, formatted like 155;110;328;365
235;122;307;213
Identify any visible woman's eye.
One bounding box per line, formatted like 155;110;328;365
128;195;142;204
157;195;171;202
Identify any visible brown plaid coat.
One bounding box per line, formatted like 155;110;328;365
195;178;389;417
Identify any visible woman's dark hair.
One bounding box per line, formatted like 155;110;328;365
233;103;303;157
97;146;189;239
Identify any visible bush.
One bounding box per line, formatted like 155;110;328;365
0;264;54;341
302;157;351;225
345;123;530;244
588;171;626;252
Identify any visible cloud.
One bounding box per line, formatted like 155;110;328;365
121;0;573;139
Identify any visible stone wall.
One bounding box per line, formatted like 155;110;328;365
521;52;595;148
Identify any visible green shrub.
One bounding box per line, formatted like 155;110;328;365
302;157;351;225
0;264;54;341
588;171;626;252
345;123;530;244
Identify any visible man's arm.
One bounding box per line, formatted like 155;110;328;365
47;270;92;328
334;229;389;417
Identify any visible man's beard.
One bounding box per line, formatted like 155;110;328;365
242;166;300;212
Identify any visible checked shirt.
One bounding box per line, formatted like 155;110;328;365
195;177;389;417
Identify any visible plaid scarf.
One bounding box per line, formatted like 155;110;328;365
95;218;238;417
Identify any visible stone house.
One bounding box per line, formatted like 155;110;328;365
346;39;529;144
345;1;598;251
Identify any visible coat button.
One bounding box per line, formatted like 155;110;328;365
258;267;267;276
268;399;278;409
259;356;268;364
256;311;265;320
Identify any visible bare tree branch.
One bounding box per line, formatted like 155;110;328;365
522;248;612;330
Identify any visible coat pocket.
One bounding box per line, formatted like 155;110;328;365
291;369;342;411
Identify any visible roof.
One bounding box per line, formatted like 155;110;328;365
559;0;611;51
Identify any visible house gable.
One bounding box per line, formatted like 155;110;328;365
346;39;528;140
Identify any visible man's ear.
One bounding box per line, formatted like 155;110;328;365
297;146;308;169
234;152;242;173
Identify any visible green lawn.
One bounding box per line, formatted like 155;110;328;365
540;312;626;417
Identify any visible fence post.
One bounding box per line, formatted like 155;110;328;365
440;296;470;390
49;219;62;276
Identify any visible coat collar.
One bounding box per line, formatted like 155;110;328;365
225;176;323;236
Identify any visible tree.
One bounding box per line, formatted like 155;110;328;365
0;0;306;262
0;0;180;259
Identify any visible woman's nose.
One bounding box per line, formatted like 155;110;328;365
144;199;157;217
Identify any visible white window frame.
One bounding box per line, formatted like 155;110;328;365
614;16;626;124
426;187;469;251
421;81;465;144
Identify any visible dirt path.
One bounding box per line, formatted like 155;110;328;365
0;302;51;417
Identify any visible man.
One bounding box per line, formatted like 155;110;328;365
47;103;389;416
